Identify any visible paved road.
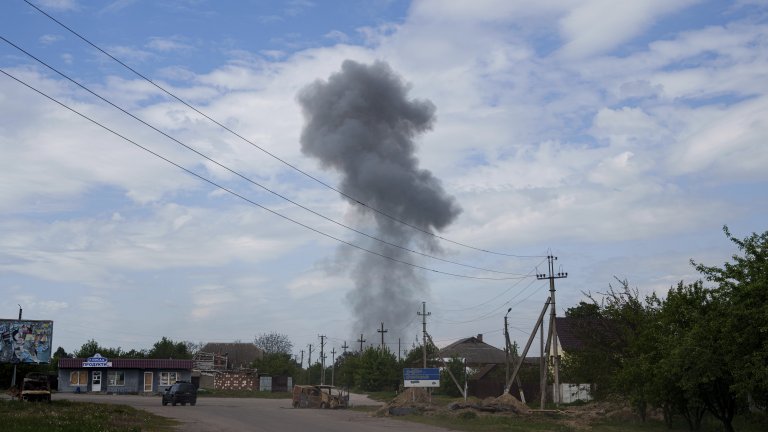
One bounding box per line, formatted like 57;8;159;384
53;393;451;432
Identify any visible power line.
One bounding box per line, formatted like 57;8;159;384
0;67;529;282
0;36;527;278
437;256;547;312
435;278;547;324
22;0;544;260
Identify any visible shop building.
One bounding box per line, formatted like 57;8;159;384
58;354;193;394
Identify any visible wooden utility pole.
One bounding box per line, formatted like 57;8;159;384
377;322;388;350
537;255;567;405
341;341;349;355
357;334;366;352
418;302;431;367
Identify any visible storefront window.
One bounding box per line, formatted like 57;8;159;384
69;370;87;385
108;371;125;386
159;371;179;386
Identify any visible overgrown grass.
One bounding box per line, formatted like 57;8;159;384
398;413;577;432
1;399;176;432
396;411;768;432
196;388;291;398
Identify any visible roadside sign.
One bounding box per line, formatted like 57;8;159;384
82;353;112;368
403;368;440;388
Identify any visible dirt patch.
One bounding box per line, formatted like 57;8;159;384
378;389;532;417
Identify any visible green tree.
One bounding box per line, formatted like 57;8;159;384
253;352;300;377
402;341;439;367
335;352;360;389
74;339;122;358
355;347;399;391
147;337;192;359
692;226;768;411
254;332;293;355
438;356;466;397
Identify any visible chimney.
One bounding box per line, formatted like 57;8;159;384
476;334;483;342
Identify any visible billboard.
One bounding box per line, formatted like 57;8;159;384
0;319;54;364
403;367;440;388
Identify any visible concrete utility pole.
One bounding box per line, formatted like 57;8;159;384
377;322;388;350
418;302;431;367
504;308;526;403
537;254;567;406
504;308;512;385
357;334;366;352
318;335;326;385
330;348;336;386
341;341;349;355
307;344;313;385
11;305;22;388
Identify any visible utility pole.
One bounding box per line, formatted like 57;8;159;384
418;302;431;367
504;308;512;385
357;334;366;352
377;322;388;350
341;341;349;355
319;335;326;385
307;344;313;385
11;305;22;388
398;338;401;362
504;308;526;402
331;348;336;386
537;254;567;405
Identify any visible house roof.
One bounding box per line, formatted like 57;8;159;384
59;358;193;369
437;335;506;366
555;317;618;352
201;342;263;368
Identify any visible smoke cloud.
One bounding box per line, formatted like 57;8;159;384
297;60;461;348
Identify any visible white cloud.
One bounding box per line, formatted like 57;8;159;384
557;0;701;59
669;96;768;179
146;37;193;53
36;0;78;11
39;34;62;45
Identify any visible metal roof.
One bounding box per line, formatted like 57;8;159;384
59;358;193;369
437;336;506;366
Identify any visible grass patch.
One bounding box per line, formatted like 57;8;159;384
1;399;176;432
392;409;768;432
399;413;576;432
196;388;290;398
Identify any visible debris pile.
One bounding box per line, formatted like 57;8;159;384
378;388;435;416
379;389;534;417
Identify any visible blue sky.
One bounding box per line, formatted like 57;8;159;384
1;0;767;361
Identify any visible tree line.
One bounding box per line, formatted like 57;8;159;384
561;227;767;432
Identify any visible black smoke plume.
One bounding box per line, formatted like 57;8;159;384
298;60;461;347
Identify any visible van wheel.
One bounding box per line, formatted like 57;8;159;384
181;402;186;406
162;400;168;406
190;401;196;406
172;399;177;406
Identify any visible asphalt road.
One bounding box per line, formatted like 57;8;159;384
53;393;451;432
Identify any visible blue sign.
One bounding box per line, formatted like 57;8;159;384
83;353;112;368
403;368;440;387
